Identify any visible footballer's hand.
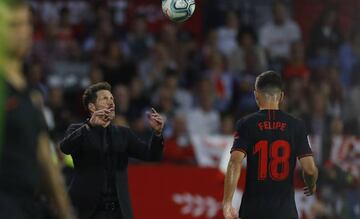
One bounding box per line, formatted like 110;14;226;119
89;109;112;127
147;108;165;135
303;184;316;196
223;204;239;219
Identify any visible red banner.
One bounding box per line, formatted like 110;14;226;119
128;164;314;219
129;164;226;219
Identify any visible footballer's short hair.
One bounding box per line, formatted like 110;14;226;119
255;71;284;94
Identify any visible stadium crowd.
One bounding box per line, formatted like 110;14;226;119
25;0;359;219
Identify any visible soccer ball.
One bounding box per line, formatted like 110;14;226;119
162;0;196;22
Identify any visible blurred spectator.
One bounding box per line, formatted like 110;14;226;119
24;61;48;98
139;42;176;91
203;0;285;29
128;112;153;142
198;29;220;85
88;65;104;84
33;0;61;23
282;41;311;82
164;113;196;164
341;30;360;122
216;11;241;57
232;50;262;116
66;0;90;25
126;15;153;61
282;79;309;117
302;92;333;164
46;87;74;141
152;85;177;137
158;23;179;59
31;23;60;68
202;29;219;67
30;6;45;43
113;84;131;122
228;28;267;73
47;6;81;61
48;39;89;89
308;7;342;64
163;69;193;111
157;22;196;75
326;67;343;117
126;0;168;33
109;0;128;26
83;18;114;58
233;74;258;116
128;77;150;117
56;7;75;45
329;120;360;219
202;0;239;30
344;83;360;125
220;114;235;135
339;27;360;87
92;2;111;24
186;78;220;135
259;1;301;68
309;66;343;118
100;39;136;86
204;52;234;112
335;136;360;181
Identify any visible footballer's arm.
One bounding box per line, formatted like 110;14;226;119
223;151;245;219
299;156;318;196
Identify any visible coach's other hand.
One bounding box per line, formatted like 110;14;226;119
147;108;165;135
223;204;239;219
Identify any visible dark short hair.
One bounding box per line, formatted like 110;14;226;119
255;71;284;93
82;82;111;111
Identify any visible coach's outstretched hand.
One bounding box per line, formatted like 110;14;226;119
223;204;239;219
89;108;114;128
147;108;165;135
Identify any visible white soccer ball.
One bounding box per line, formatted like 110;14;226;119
162;0;196;22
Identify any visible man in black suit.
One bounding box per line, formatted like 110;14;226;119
60;82;165;219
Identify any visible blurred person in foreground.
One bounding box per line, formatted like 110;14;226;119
223;71;318;219
0;0;75;218
60;82;165;219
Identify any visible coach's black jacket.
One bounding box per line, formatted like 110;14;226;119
59;122;164;219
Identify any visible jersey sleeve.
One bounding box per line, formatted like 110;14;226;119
295;120;313;159
230;119;250;156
